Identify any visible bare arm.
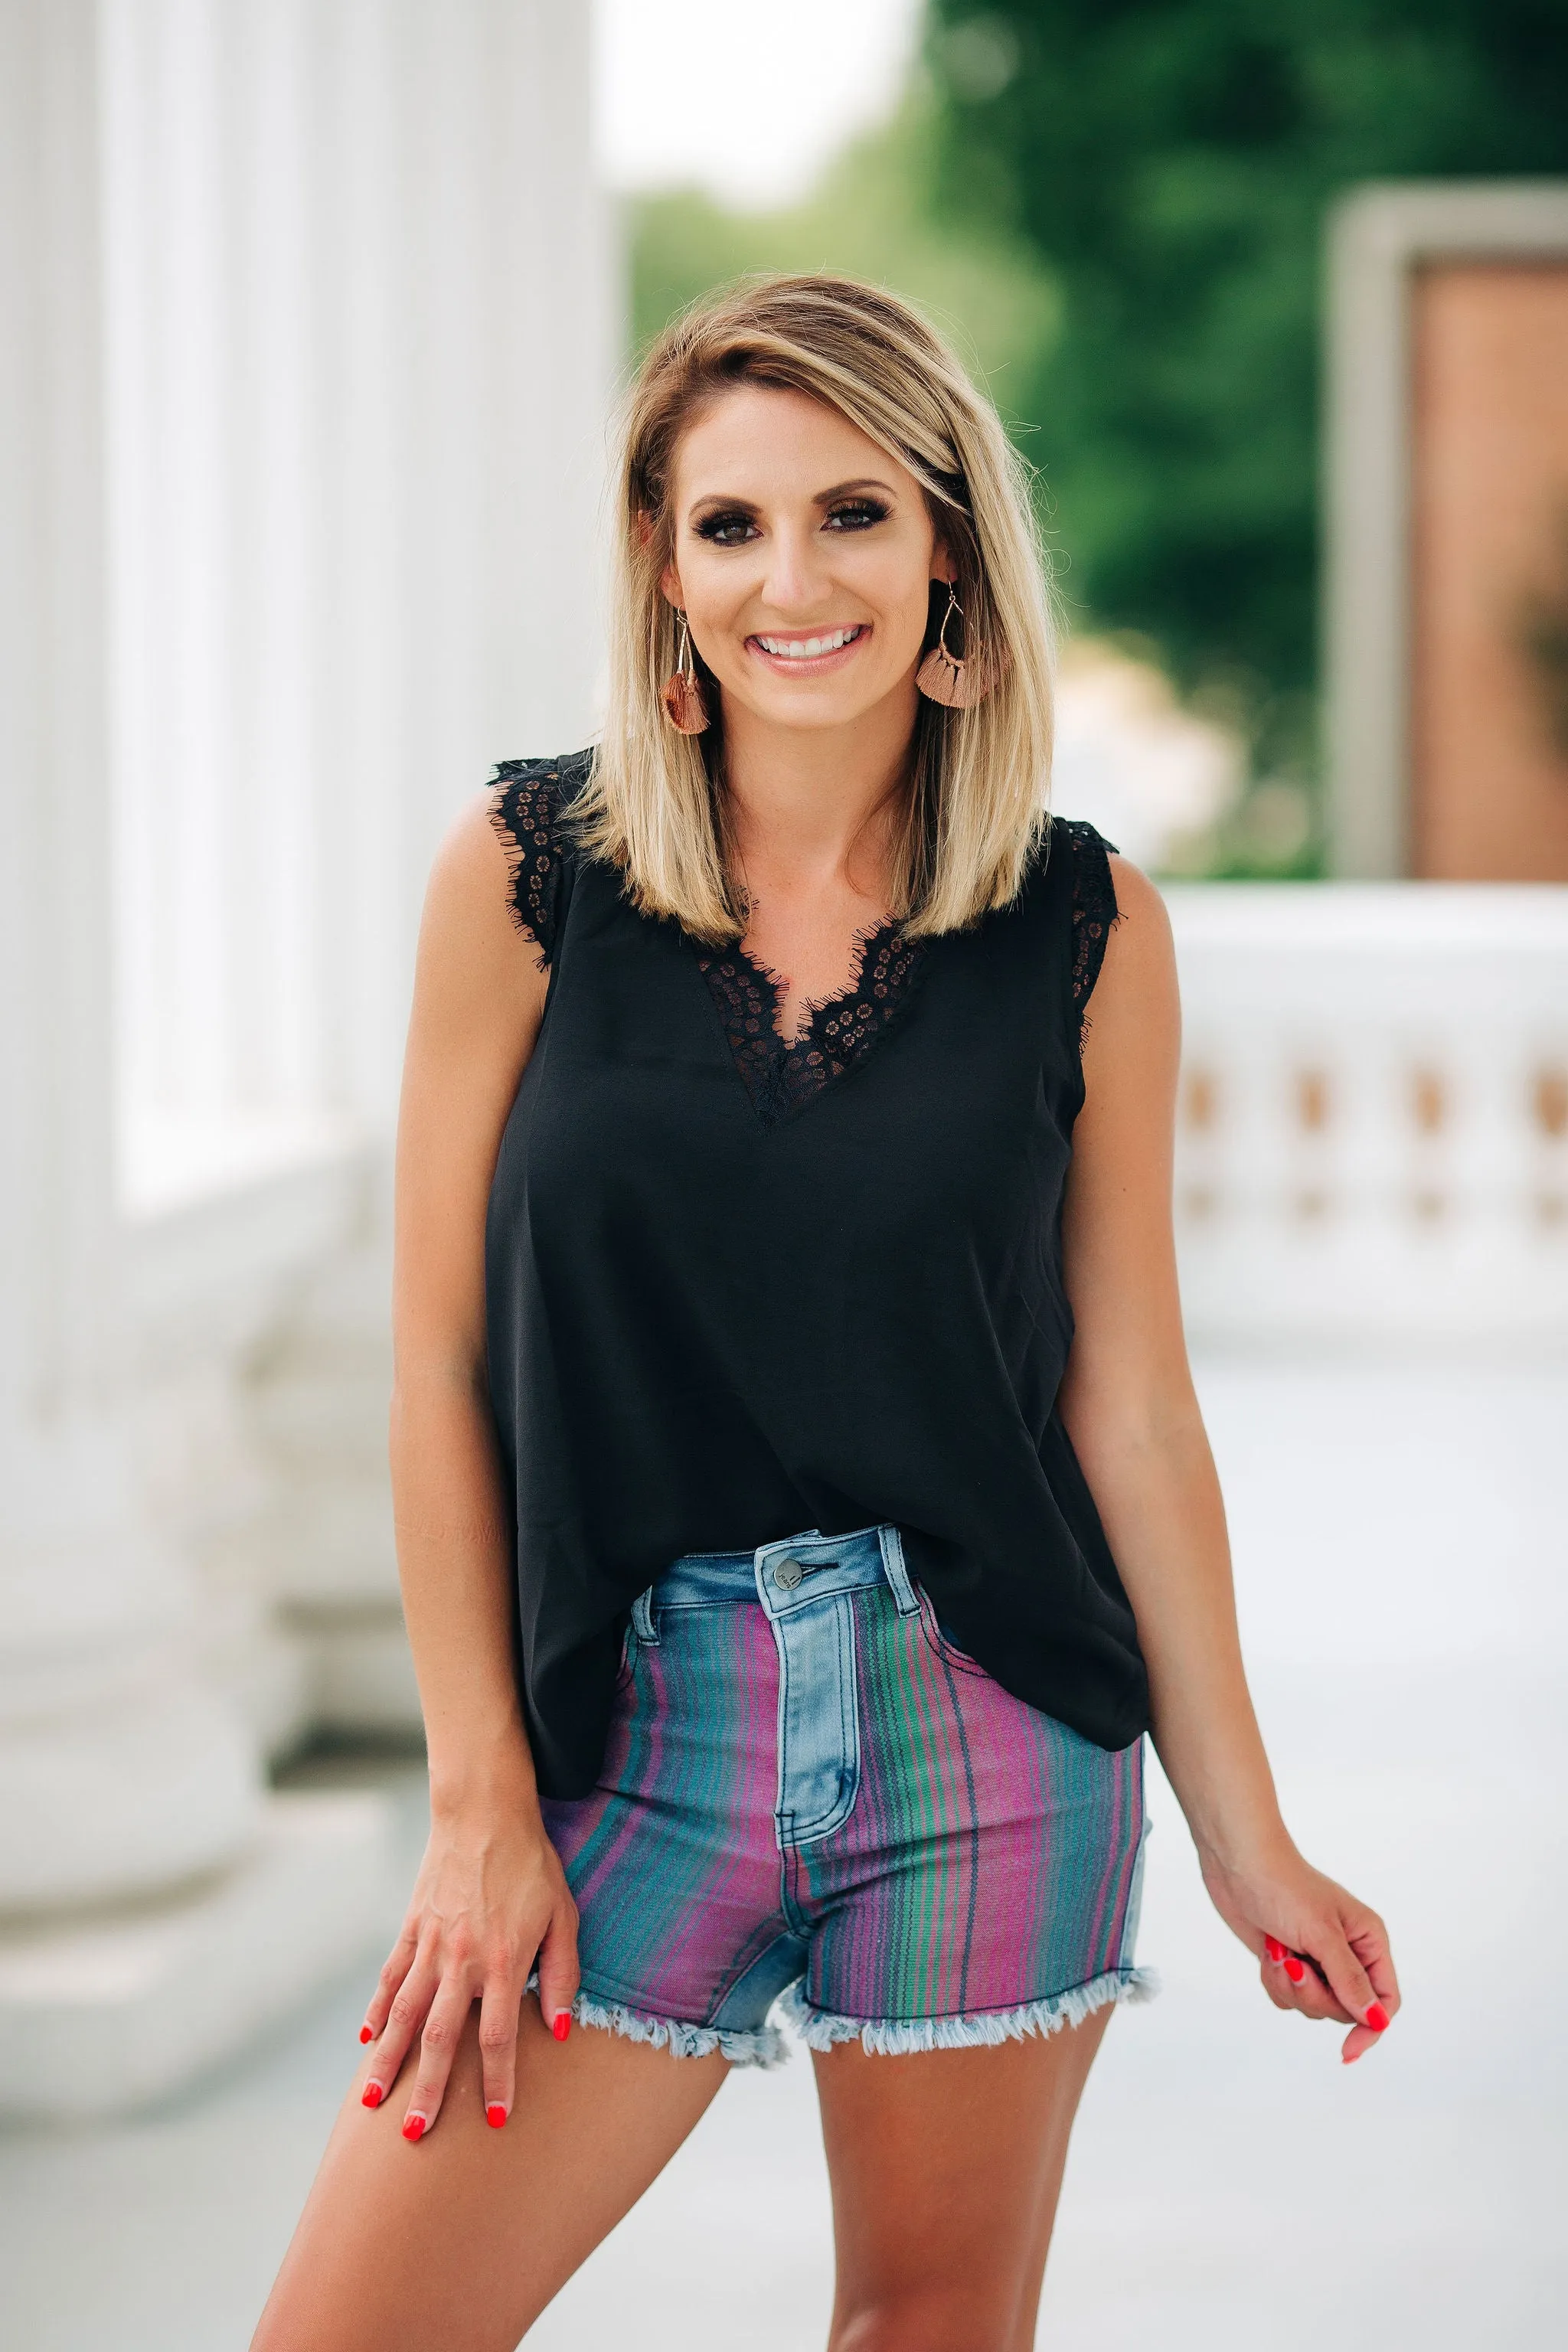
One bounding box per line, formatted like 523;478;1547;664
1057;858;1399;2063
357;795;579;2138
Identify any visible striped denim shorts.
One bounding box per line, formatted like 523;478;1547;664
540;1524;1156;2065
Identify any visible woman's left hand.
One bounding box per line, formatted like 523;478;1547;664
1200;1845;1400;2063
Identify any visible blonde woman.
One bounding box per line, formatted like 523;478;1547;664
253;275;1397;2352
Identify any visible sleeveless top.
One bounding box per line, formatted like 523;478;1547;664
484;749;1150;1799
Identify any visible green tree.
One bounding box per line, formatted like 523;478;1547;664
926;0;1568;721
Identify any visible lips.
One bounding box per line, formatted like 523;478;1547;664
749;623;867;663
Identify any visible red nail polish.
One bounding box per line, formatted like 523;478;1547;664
358;2026;373;2044
1365;2001;1390;2032
361;2082;384;2109
1283;1955;1305;1983
552;2012;571;2043
1263;1936;1286;1962
486;2102;508;2129
402;2114;426;2142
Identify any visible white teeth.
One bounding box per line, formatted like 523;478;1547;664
756;626;859;659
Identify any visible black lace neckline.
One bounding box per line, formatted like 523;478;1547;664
695;920;929;1128
490;757;1120;1125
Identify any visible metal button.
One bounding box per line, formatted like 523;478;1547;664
775;1557;803;1589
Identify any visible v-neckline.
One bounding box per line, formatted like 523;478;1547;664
694;920;930;1129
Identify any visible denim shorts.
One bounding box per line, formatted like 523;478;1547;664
540;1524;1155;2064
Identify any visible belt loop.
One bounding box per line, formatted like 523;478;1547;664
631;1586;659;1645
877;1525;920;1617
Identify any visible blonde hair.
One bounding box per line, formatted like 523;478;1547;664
573;273;1057;942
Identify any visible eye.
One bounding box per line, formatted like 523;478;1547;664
825;498;890;532
694;509;759;547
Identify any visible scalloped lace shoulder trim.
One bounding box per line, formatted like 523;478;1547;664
488;753;589;969
1057;818;1121;1047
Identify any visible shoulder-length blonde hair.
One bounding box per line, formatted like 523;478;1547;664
572;273;1057;942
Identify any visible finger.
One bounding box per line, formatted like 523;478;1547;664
362;1949;439;2110
402;1979;475;2140
361;1924;420;2046
1346;1909;1400;2020
534;1900;581;2043
477;1970;526;2128
1282;1962;1353;2024
1262;1936;1351;2024
1310;1917;1388;2034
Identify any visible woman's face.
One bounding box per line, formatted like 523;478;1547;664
662;383;952;735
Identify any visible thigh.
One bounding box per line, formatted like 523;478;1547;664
812;2007;1112;2352
250;1998;727;2352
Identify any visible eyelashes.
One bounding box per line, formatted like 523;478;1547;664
693;510;757;546
691;498;891;547
825;498;890;531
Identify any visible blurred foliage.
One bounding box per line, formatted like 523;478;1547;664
925;0;1568;717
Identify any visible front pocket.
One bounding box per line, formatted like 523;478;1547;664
613;1619;635;1690
915;1585;990;1677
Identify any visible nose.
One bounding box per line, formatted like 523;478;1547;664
759;519;831;617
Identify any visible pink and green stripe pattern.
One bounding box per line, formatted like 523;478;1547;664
540;1527;1155;2064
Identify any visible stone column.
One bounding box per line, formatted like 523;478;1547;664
0;0;390;2122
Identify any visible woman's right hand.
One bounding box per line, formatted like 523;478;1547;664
357;1792;580;2140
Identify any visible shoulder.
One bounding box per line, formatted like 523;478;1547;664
1080;849;1178;1069
487;749;595;966
410;789;550;1054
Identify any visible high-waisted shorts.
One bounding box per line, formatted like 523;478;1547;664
541;1525;1156;2065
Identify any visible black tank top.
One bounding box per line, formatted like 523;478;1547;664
485;750;1149;1798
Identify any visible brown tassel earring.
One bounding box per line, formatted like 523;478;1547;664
661;615;710;735
916;584;992;709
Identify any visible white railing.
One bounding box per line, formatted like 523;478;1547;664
1168;885;1568;1348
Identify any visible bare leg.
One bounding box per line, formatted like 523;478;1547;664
250;1999;728;2352
813;2007;1113;2352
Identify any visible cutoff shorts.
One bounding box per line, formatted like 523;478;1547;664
540;1524;1156;2064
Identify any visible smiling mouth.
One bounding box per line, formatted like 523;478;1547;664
748;624;868;665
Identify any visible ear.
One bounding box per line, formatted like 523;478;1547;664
931;541;959;587
658;563;684;610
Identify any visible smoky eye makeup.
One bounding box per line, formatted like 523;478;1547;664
689;494;894;547
823;495;891;531
691;506;760;547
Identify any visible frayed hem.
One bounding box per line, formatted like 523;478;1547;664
571;1990;789;2069
777;1966;1161;2056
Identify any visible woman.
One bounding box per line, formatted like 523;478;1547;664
253;275;1397;2352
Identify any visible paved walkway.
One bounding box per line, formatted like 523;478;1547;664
3;1358;1563;2349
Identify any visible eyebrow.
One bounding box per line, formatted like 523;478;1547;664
685;476;900;523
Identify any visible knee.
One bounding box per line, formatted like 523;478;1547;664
831;2290;1014;2352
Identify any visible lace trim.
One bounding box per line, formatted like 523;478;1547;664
488;757;569;969
697;920;929;1127
1060;818;1121;1047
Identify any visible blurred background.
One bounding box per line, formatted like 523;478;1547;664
1;2;1565;2346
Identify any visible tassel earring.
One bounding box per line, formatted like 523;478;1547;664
916;584;992;710
662;615;710;735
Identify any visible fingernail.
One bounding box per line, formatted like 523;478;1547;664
1365;2001;1390;2032
361;2082;384;2109
1263;1936;1286;1962
486;2102;508;2129
358;2025;373;2044
401;2113;426;2142
552;2012;571;2043
1283;1955;1305;1983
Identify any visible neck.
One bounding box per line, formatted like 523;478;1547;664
719;679;920;906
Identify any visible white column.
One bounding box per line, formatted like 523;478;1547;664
0;0;390;2122
97;2;615;1745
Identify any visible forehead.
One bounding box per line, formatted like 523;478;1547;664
671;381;916;506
